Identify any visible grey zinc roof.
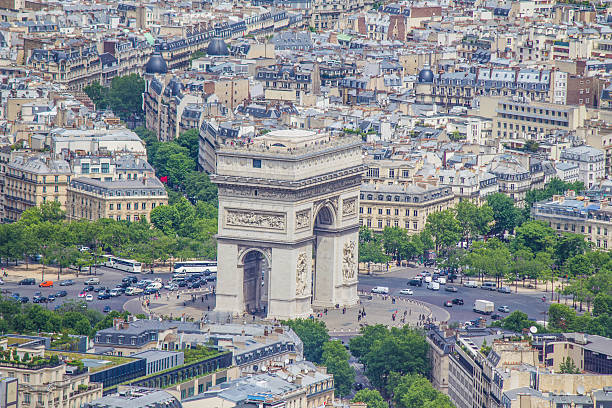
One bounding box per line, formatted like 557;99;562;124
9;155;71;175
85;388;180;408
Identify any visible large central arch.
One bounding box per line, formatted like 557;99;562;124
211;130;365;320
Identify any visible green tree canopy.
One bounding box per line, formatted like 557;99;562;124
284;319;330;364
321;340;355;397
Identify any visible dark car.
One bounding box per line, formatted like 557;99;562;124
97;292;111;300
19;278;35;285
47;294;56;302
103;305;111;313
178;280;188;287
445;286;458;292
497;286;512;294
85;285;94;292
56;290;68;297
94;286;107;293
408;278;423;287
59;280;74;286
19;296;29;303
122;277;137;284
188;280;201;289
490;313;502;320
207;273;217;282
144;288;158;295
11;293;20;300
452;298;464;305
33;296;47;303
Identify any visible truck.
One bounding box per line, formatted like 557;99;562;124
427;282;440;291
473;299;494;315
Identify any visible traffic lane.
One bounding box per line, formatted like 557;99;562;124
358;282;550;324
1;267;177;313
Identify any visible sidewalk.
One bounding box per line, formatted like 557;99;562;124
0;264;90;282
135;287;449;335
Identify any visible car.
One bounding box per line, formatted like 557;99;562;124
144;288;158;295
39;280;53;288
207;273;217;282
77;292;87;298
444;300;453;307
34;291;42;297
103;306;111;313
355;383;364;391
10;293;20;300
33;296;47;303
408;278;423;287
490;313;502;320
0;278;4;285
445;286;458;292
187;281;201;289
85;278;100;285
452;298;464;305
93;286;107;293
399;288;414;295
109;289;121;297
19;278;35;285
497;286;512;294
59;280;75;286
498;305;510;313
84;285;94;292
79;246;90;252
165;283;178;291
122;276;138;284
178;280;188;287
19;296;29;303
47;294;56;302
56;290;67;297
85;294;94;301
97;292;111;300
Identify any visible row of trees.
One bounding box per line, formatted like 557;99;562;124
0;298;134;337
135;127;218;205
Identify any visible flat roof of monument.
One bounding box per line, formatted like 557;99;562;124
257;129;326;147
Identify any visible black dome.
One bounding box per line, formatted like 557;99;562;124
418;68;434;83
145;53;168;74
207;38;229;56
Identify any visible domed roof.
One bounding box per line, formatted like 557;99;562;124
418;68;434;83
207;38;229;56
145;53;168;74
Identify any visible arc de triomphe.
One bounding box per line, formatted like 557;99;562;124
210;129;365;319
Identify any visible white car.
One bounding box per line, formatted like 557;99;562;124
164;283;178;291
85;294;94;302
399;289;414;295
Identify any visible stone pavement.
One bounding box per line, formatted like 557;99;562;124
126;287;450;336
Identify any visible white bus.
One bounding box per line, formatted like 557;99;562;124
105;256;142;273
173;261;217;275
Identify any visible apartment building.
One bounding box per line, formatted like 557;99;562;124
359;182;456;233
479;96;587;141
66;176;168;222
559;145;605;188
3;154;71;221
256;64;320;101
488;155;532;206
447;332;612;408
0;341;102;408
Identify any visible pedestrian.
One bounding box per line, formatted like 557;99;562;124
207;305;210;311
252;315;255;322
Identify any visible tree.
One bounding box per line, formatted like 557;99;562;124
284;319;329;364
83;81;109;110
559;356;580;374
321;340;355;397
554;233;587;266
176;129;200;162
514;221;556;254
382;227;409;261
106;74;145;121
388;373;453;408
455;201;493;246
523;139;539;152
354;326;429;392
425;210;461;254
353;389;387;408
486;193;521;236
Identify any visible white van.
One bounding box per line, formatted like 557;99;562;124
424;276;432;283
427;282;440;291
463;280;478;288
125;287;143;296
371;286;390;294
437;277;447;285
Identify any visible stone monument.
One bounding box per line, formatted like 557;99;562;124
211;129;365;319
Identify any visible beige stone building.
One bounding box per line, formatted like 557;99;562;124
0;339;102;408
3;154;71;221
359;182;455;233
66;176;168;222
479;96;587;140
